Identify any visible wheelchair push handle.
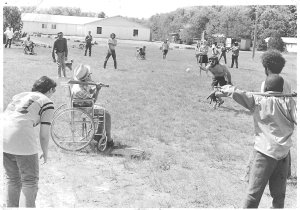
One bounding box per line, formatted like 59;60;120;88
68;80;109;87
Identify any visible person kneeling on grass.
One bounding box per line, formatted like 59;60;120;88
71;64;114;149
200;56;232;108
212;74;297;208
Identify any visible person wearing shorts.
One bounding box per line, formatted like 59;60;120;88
103;33;117;70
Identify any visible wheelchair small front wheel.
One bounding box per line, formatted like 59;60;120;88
51;108;95;151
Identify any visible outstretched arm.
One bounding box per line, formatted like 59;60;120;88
216;85;255;111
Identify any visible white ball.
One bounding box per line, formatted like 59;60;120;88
186;68;190;72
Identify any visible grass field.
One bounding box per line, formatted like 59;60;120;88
3;36;297;208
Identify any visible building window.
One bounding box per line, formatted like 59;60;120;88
42;24;47;29
51;24;56;29
97;27;102;34
133;29;138;37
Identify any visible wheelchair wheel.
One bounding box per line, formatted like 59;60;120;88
53;103;68;118
51;108;95;151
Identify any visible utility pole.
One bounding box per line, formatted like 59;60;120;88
252;9;258;59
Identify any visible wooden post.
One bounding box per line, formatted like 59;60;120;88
252;11;258;59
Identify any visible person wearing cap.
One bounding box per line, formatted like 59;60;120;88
71;64;114;148
104;33;117;70
230;42;239;68
52;32;68;78
3;76;57;207
200;56;232;107
84;31;93;57
161;39;170;59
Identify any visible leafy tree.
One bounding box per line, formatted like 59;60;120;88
3;6;22;32
20;6;37;13
267;33;285;52
97;12;106;18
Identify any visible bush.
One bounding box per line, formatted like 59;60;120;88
267;35;285;52
257;39;267;51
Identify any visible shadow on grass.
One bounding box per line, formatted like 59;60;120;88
220;106;252;116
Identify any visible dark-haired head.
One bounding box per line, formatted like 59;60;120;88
32;76;57;94
261;50;286;75
110;33;116;38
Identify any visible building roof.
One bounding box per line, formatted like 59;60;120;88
265;37;297;44
22;13;103;25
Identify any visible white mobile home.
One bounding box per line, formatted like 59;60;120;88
21;13;151;41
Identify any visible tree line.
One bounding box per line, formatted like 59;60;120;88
3;5;296;50
148;5;296;46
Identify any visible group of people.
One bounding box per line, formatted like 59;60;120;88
3;27;296;208
51;32;118;78
195;40;240;69
3;63;115;207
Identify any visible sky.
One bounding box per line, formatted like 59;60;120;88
3;0;298;19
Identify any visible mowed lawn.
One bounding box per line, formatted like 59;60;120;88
3;37;297;208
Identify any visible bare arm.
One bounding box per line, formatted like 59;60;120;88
39;124;50;163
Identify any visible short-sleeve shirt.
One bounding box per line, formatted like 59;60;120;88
162;42;169;50
108;38;117;50
3;92;54;155
199;45;209;55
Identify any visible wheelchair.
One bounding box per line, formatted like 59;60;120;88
135;47;146;60
50;80;109;152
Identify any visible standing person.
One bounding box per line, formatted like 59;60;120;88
84;31;93;57
230;42;239;68
52;32;68;78
4;27;14;48
3;76;57;207
242;50;293;182
161;39;170;59
211;42;219;57
214;74;297;208
200;56;232;108
198;40;209;75
103;33;117;70
218;42;227;64
195;41;201;63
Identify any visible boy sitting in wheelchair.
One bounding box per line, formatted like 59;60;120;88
137;46;146;59
71;64;114;149
24;36;35;55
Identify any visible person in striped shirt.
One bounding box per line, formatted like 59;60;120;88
3;76;56;207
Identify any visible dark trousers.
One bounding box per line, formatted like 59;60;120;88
84;43;92;56
243;150;289;208
104;49;117;69
219;53;227;64
231;55;238;68
5;38;12;48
